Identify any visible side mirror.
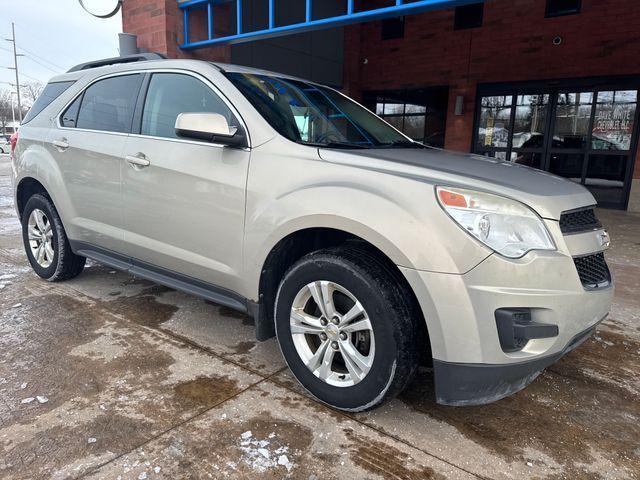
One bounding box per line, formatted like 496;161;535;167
175;112;247;148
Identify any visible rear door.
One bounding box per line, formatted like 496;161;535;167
121;71;250;292
49;73;144;252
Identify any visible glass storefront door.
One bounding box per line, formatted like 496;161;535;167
474;80;639;209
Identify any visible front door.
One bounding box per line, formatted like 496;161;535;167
121;72;250;292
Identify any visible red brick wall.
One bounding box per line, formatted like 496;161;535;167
347;0;640;162
122;0;230;62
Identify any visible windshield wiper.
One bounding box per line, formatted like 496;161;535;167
376;140;427;149
305;141;368;150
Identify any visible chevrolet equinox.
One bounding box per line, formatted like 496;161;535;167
11;54;613;411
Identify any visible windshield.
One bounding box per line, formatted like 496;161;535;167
225;72;419;148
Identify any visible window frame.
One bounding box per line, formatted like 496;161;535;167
545;0;581;18
57;68;250;149
57;72;145;136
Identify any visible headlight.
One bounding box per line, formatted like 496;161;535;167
436;186;555;258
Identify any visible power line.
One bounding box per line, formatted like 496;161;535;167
17;45;65;71
13;23;70;59
20;71;45;83
21;54;61;74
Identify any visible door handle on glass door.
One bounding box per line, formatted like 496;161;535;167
125;154;150;168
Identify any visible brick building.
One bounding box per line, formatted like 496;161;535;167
122;0;640;210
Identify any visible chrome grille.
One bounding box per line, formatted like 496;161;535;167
573;253;611;289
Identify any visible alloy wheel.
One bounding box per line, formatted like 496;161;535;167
289;280;375;387
27;208;54;268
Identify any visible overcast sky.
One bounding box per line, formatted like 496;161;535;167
0;0;121;90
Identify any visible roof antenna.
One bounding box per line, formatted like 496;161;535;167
78;0;122;19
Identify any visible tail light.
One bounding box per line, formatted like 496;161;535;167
9;132;18;158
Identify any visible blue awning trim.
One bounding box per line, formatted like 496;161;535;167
179;0;483;50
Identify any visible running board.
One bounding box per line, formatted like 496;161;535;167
70;241;249;314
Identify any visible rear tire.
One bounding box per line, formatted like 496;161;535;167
275;247;418;411
21;194;85;281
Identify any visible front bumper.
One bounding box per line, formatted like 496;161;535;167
400;244;613;405
432;317;603;405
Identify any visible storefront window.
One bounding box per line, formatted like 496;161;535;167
553;92;593;149
477;95;512;149
585;154;627;205
376;101;428;142
512;95;549;148
592;90;637;151
473;83;639;209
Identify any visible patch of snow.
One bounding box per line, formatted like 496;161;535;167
277;454;294;472
153;466;161;474
20;382;27;389
21;397;35;404
36;395;48;404
88;437;97;444
138;473;147;480
237;431;295;474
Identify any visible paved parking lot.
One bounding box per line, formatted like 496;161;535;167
1;153;639;479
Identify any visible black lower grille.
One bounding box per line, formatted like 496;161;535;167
573;253;611;289
560;208;601;234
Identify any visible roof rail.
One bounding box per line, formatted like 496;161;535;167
67;53;167;73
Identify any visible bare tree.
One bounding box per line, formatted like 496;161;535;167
21;81;44;108
0;89;15;136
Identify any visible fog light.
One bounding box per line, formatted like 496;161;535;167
495;308;559;353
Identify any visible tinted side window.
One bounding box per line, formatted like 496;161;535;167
61;95;82;128
23;81;75;124
76;74;143;133
141;73;235;139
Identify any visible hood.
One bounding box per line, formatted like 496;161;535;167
318;147;596;220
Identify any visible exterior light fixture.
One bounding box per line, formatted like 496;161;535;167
454;95;465;116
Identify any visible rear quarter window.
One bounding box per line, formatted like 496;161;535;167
22;81;75;124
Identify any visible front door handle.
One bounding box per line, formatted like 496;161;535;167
125;153;150;168
52;138;69;151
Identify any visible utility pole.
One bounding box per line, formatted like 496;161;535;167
6;23;22;122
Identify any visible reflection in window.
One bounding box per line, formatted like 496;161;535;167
549;153;584;182
477;96;512;149
585;154;627;205
553;92;593;149
513;152;543;169
512;95;549;148
76;74;143;133
142;73;234;139
376;101;428;142
592;90;637;151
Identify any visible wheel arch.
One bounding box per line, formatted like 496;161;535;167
253;226;432;367
16;177;51;219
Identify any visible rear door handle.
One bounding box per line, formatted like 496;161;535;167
52;139;69;151
125;154;150;168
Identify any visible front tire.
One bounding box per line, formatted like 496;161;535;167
21;194;86;281
275;248;418;411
